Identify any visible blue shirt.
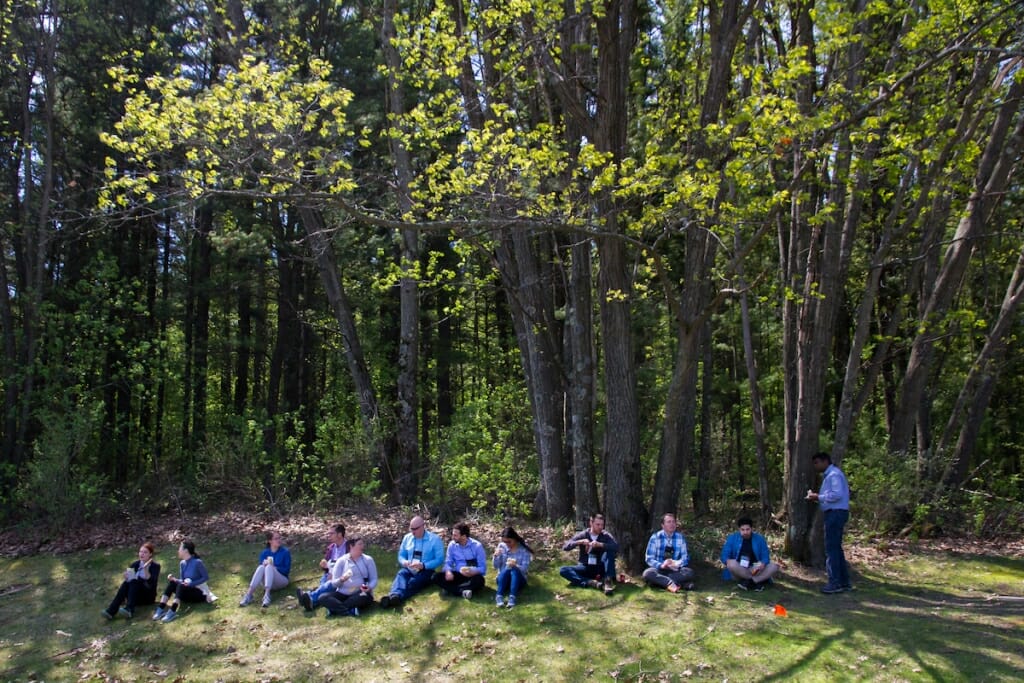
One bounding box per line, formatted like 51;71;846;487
818;464;850;511
178;556;209;586
645;530;688;569
257;546;292;577
397;530;445;571
720;531;771;580
443;537;487;576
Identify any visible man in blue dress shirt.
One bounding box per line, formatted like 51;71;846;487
379;515;445;608
806;451;852;593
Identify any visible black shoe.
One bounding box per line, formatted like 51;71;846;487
736;580;749;591
821;584;844;594
298;591;313;611
379;594;390;608
682;582;696;591
754;582;766;592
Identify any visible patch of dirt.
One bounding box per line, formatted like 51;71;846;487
0;505;1019;567
0;505;566;559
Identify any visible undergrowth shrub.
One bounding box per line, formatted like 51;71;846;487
432;381;537;517
15;405;112;528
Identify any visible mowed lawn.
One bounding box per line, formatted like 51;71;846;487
1;532;1022;682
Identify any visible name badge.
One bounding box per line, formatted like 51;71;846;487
588;554;597;565
739;556;750;568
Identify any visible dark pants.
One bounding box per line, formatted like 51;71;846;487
824;509;850;588
642;566;695;590
434;571;485;596
160;581;205;605
559;560;611;586
319;590;373;615
107;579;156;615
387;568;436;600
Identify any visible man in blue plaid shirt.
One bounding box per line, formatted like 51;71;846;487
642;513;696;592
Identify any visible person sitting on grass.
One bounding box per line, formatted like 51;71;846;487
296;523;349;610
239;530;291;608
378;515;445;609
153;540;211;623
720;515;779;591
102;542;160;620
559;513;618;595
641;513;696;593
434;522;487;599
493;526;533;609
317;537;377;618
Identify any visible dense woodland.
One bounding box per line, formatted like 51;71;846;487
2;0;1022;567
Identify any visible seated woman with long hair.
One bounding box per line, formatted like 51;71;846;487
493;527;534;608
152;540;210;623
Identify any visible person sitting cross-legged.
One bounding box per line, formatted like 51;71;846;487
433;522;487;599
641;513;696;593
558;513;619;595
720;515;779;591
318;537;377;618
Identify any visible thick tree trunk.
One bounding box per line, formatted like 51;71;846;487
565;234;598;525
300;207;396;500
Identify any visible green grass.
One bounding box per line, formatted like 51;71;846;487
1;540;1022;682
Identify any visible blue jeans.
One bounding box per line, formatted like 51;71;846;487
824;509;850;587
559;553;616;586
496;566;527;597
307;574;334;606
387;567;436;599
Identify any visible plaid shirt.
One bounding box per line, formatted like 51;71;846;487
645;530;688;569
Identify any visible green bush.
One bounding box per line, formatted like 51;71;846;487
15;405;112;528
432;381;537;516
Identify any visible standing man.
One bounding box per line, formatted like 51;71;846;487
379;515;445;608
559;513;618;595
434;522;487;599
720;516;779;591
641;513;695;593
806;451;851;594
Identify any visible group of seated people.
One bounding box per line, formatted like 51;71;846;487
101;513;779;621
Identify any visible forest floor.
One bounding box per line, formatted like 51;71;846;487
1;505;1022;682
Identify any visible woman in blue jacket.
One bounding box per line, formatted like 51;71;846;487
153;540;210;622
240;531;292;608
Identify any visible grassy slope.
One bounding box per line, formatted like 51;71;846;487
1;539;1022;682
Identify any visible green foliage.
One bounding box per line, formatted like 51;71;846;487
843;441;924;533
432;381;537;516
14;405;112;529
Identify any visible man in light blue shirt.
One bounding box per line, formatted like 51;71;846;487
379;515;445;608
434;522;487;599
807;451;851;593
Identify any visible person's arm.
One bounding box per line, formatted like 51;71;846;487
677;537;689;567
330;557;350;589
474;541;487;576
397;535;412;567
599;532;619;555
190;559;210;586
517;549;533;575
443;542;457;573
754;535;771;565
258;548;272;567
562;531;584;552
493;542;507;570
277;548;292;577
423;534;445;570
645;534;661;569
720;535;731;565
819;469;847;504
364;557;379;591
144;561;161;592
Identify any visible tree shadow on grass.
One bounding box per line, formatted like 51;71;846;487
758;570;1024;681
